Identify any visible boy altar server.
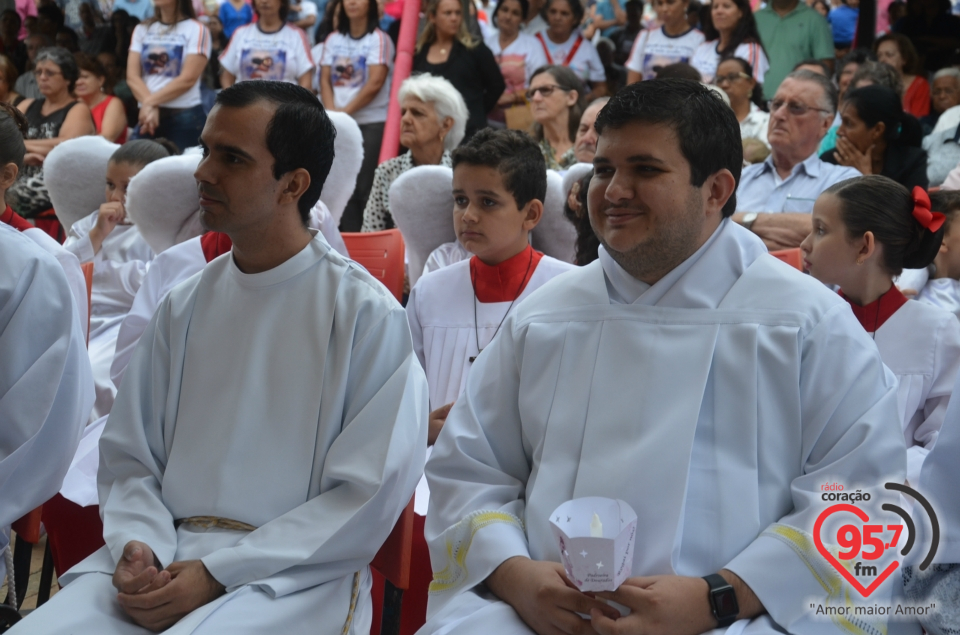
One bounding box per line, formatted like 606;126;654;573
13;81;428;635
407;128;575;446
419;80;907;635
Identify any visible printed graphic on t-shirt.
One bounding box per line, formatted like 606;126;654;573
241;49;287;81
331;55;366;88
643;52;689;76
498;53;527;94
142;44;183;77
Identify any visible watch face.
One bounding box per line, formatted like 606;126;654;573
715;588;739;617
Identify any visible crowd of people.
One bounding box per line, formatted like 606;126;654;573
4;0;960;633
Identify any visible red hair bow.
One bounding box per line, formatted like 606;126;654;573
912;187;945;233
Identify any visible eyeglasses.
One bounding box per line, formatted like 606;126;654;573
525;84;568;100
767;99;830;116
715;72;750;84
35;68;62;78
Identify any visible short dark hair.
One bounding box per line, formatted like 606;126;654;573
451;128;547;209
337;0;379;35
111;138;179;167
836;48;872;80
654;62;701;80
74;51;105;77
256;0;291;21
594;79;742;217
827;176;943;275
215;81;336;223
1;9;22;30
545;0;584;23
493;0;529;23
0;101;27;172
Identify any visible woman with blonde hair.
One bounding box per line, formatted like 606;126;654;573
413;0;505;139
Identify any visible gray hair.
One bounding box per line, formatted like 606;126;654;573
36;46;78;91
933;67;960;83
398;73;469;151
784;69;838;117
849;60;904;97
586;96;610;110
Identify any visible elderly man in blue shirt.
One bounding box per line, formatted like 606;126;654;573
733;70;860;250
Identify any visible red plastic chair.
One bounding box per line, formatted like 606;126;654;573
770;248;804;271
370;497;415;635
341;230;406;302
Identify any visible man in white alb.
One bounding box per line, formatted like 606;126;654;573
418;79;907;635
0;223;94;591
12;81;428;635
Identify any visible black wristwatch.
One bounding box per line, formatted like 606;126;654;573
703;573;740;628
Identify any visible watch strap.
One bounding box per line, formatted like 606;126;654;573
703;573;739;628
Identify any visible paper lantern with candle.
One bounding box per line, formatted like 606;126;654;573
548;497;638;592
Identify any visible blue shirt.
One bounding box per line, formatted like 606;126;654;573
219;1;255;40
736;151;861;213
827;5;858;44
111;0;155;21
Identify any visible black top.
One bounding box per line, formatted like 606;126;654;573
413;39;506;139
820;145;929;191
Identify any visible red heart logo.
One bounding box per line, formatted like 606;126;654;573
813;503;900;597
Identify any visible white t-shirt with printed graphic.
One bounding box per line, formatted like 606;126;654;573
625;26;705;81
533;30;605;84
311;42;324;92
130;19;211;109
220;23;315;84
484;31;548;94
320;29;394;125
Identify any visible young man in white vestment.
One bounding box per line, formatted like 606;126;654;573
0;222;95;593
12;81;429;635
418;79;909;635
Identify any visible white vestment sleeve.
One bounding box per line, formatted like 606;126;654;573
406;282;427;372
423;312;532;609
199;304;428;596
905;311;960;486
97;300;182;568
0;228;94;563
723;303;907;633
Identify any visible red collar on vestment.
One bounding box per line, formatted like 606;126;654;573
200;232;233;263
469;244;543;303
1;205;34;232
840;285;908;333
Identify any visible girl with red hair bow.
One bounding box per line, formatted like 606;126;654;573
801;175;960;486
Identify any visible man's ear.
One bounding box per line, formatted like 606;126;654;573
0;162;18;191
522;198;544;230
278;168;312;207
703;169;737;216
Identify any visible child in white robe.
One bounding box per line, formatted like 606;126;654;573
916;191;960;319
63;139;176;421
801;175;960;485
407;128;575;446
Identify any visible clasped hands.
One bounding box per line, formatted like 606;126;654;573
112;540;226;632
487;556;759;635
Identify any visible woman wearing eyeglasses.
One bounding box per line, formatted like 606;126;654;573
126;0;211;153
10;46;95;224
413;0;505;141
528;64;583;170
690;0;766;85
821;85;928;191
714;57;768;162
220;0;315;88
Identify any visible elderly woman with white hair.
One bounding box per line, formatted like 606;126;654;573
361;73;468;233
